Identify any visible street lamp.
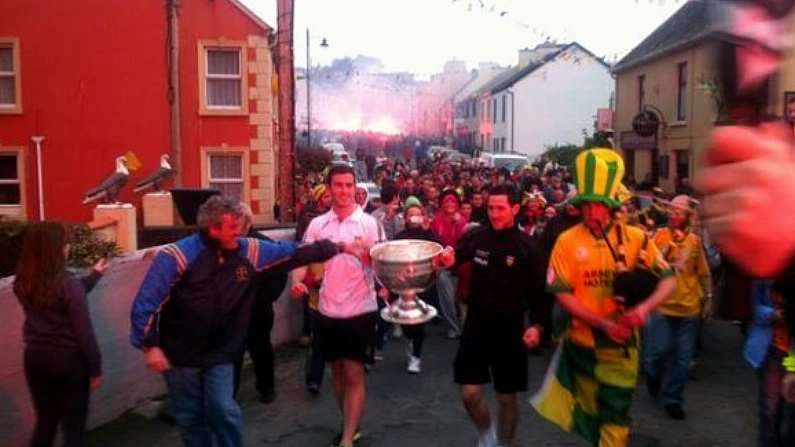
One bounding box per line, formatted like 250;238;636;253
305;29;328;148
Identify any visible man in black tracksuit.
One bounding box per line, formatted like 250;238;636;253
130;196;360;447
448;184;546;447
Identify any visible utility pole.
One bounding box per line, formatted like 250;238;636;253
306;28;312;149
276;0;296;221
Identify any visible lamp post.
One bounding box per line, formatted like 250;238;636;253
305;29;328;148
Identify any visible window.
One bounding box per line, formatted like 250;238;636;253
501;137;507;152
0;38;21;114
492;98;497;123
201;146;250;202
638;74;645;113
0;153;21;205
484;100;489;121
208;154;244;199
501;96;506;123
676;62;687;121
198;40;248;115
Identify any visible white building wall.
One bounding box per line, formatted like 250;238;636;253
496;46;614;158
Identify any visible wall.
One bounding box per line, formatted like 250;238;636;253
508;46;614;158
614;41;719;191
0;0;277;224
0;0;170;222
0;228;303;446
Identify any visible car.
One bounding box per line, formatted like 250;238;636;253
478;152;528;171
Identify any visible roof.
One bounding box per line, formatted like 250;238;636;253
227;0;273;32
612;0;716;74
470;42;610;97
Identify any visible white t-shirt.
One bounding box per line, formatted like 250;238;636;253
303;206;383;318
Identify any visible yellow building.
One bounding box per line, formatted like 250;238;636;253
614;0;795;193
613;0;719;193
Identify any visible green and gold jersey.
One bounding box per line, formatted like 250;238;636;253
547;222;672;348
653;228;710;317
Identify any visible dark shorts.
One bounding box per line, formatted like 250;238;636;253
314;312;377;363
453;325;528;394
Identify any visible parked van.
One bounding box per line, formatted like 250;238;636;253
478;152;528;171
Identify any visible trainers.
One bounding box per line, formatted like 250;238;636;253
331;429;362;446
306;382;320;395
407;356;421;374
391;325;403;339
665;403;686;420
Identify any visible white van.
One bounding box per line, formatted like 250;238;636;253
478;152;528;171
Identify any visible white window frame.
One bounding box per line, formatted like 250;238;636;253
198;40;249;116
0;37;22;114
0;148;26;219
200;146;250;203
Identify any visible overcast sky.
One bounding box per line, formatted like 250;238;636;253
241;0;685;76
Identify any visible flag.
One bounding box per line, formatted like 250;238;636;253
124;150;142;171
531;334;639;447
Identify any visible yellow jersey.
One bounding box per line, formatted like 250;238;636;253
547;222;672;348
653;228;710;317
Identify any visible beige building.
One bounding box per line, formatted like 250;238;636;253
613;0;720;192
614;0;795;193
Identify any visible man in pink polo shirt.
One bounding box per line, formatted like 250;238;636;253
291;164;383;447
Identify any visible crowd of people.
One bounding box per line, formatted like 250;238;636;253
11;133;795;447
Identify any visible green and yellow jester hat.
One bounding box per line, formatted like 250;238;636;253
570;148;626;209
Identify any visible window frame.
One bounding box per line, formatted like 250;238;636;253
0;37;22;114
676;62;688;122
0;147;26;219
200;146;250;203
198;40;249;116
637;74;645;113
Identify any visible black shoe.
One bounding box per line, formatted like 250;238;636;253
646;378;660;399
665;403;686;420
258;390;276;404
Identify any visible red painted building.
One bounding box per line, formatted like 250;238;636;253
0;0;280;224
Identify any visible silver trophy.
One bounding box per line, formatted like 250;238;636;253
370;239;442;325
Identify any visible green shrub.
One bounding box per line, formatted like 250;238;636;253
0;220;120;277
296;146;331;174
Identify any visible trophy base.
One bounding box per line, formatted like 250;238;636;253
380;297;438;325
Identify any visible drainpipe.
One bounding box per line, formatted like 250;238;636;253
166;0;182;185
31;136;45;220
506;89;515;153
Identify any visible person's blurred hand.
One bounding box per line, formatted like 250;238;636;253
145;347;171;373
92;258;110;274
602;320;632;345
523;326;542;348
696;124;795;277
433;246;455;270
619;305;650;329
290;282;309;300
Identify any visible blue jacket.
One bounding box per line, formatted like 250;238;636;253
130;232;337;367
744;280;776;369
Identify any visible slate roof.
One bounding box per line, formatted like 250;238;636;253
612;0;717;74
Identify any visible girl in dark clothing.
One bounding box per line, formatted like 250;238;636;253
393;203;441;374
14;222;107;447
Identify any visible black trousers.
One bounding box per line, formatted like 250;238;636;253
24;349;90;447
234;300;275;396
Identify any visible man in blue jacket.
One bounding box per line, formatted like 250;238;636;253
130;195;359;447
